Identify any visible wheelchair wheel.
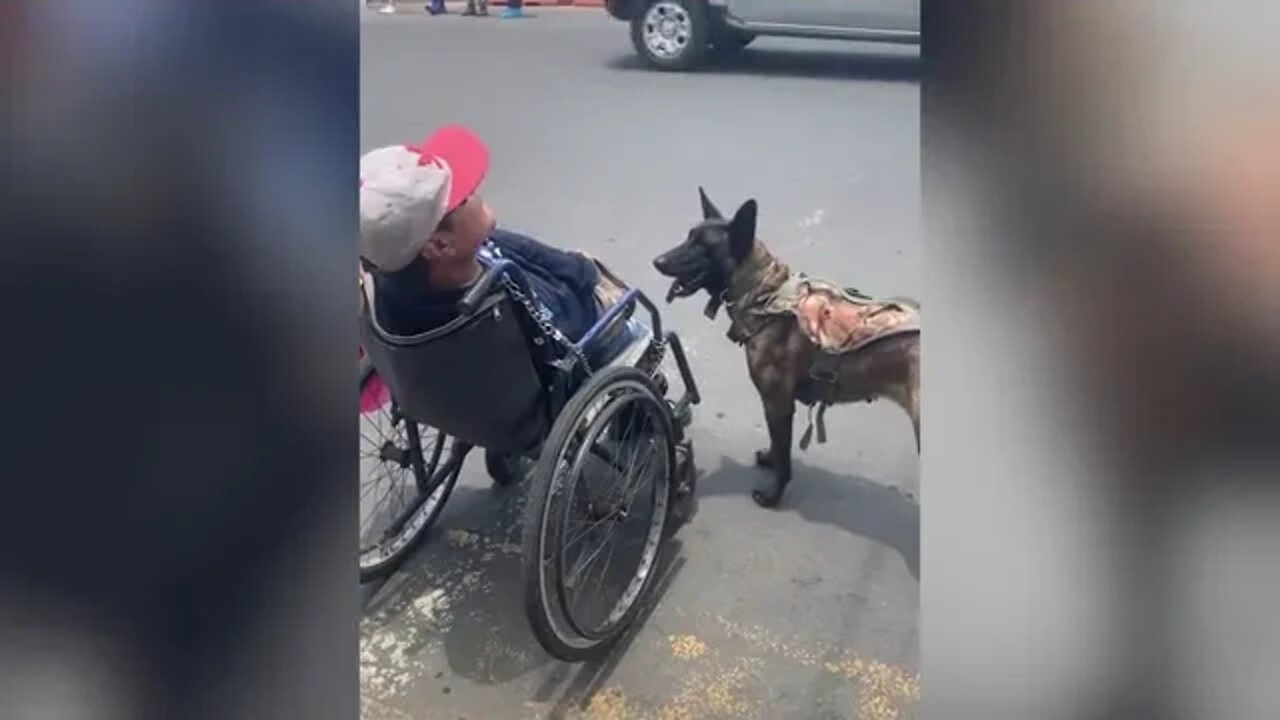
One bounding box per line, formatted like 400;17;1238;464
359;358;462;582
521;366;676;661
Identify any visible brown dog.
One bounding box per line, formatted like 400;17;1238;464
653;188;920;508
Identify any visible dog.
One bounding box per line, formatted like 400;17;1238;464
653;188;920;508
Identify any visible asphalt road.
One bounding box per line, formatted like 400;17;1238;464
360;9;921;720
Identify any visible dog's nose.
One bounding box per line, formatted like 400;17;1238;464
653;250;680;273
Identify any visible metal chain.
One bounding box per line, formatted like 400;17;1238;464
499;274;594;376
496;273;676;383
647;334;667;375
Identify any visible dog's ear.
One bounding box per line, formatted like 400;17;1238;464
698;186;724;220
727;199;758;261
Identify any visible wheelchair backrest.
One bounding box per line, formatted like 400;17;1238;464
358;273;550;454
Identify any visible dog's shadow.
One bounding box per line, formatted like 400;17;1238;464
699;455;919;579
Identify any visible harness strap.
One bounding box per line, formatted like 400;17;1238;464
798;401;830;451
810;350;842;385
726;313;757;345
799;350;841;451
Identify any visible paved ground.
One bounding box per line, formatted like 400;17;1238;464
360;9;920;720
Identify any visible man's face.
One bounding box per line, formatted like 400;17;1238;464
424;193;495;263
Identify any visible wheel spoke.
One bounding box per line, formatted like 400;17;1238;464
365;408;398;443
359;429;386;449
610;411;659;506
562;508;622;551
570;524;621;620
361;470;402;514
585;525;621;592
567;520;620;589
360;463;397;495
367;419;393;446
621;444;660;509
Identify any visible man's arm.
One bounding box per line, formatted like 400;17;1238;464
489;228;597;288
490;228;588;268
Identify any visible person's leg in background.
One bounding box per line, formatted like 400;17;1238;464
427;0;447;15
500;0;524;19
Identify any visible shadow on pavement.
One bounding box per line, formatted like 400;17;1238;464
533;540;687;720
606;46;920;82
699;454;919;579
360;481;690;713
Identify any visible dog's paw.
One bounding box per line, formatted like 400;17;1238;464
753;449;774;469
752;486;782;509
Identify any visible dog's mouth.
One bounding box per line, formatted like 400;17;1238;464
665;275;704;303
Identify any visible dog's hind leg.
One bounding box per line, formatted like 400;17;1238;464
883;342;922;453
879;375;920;455
885;383;920;454
908;347;921;453
908;381;920;452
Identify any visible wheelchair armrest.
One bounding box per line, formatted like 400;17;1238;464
577;288;639;352
633;291;664;339
459;259;532;315
574;289;667;359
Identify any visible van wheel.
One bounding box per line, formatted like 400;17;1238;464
630;0;710;71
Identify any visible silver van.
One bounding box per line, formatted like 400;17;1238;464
605;0;919;70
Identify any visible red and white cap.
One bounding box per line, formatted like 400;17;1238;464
359;125;489;271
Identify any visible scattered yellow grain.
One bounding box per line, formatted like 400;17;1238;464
583;687;634;720
668;634;708;660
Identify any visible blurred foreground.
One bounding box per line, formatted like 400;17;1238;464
0;1;1274;719
925;2;1278;719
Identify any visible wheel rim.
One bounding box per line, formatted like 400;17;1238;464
642;2;693;60
358;371;452;571
551;383;672;640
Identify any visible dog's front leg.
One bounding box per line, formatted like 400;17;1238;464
752;397;794;508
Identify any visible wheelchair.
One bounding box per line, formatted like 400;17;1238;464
357;258;701;661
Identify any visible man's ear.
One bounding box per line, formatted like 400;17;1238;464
728;199;757;261
422;233;448;261
698;186;723;220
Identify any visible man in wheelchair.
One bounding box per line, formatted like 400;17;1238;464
359;125;640;368
356;128;702;651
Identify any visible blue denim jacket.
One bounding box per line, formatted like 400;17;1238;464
373;228;602;343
